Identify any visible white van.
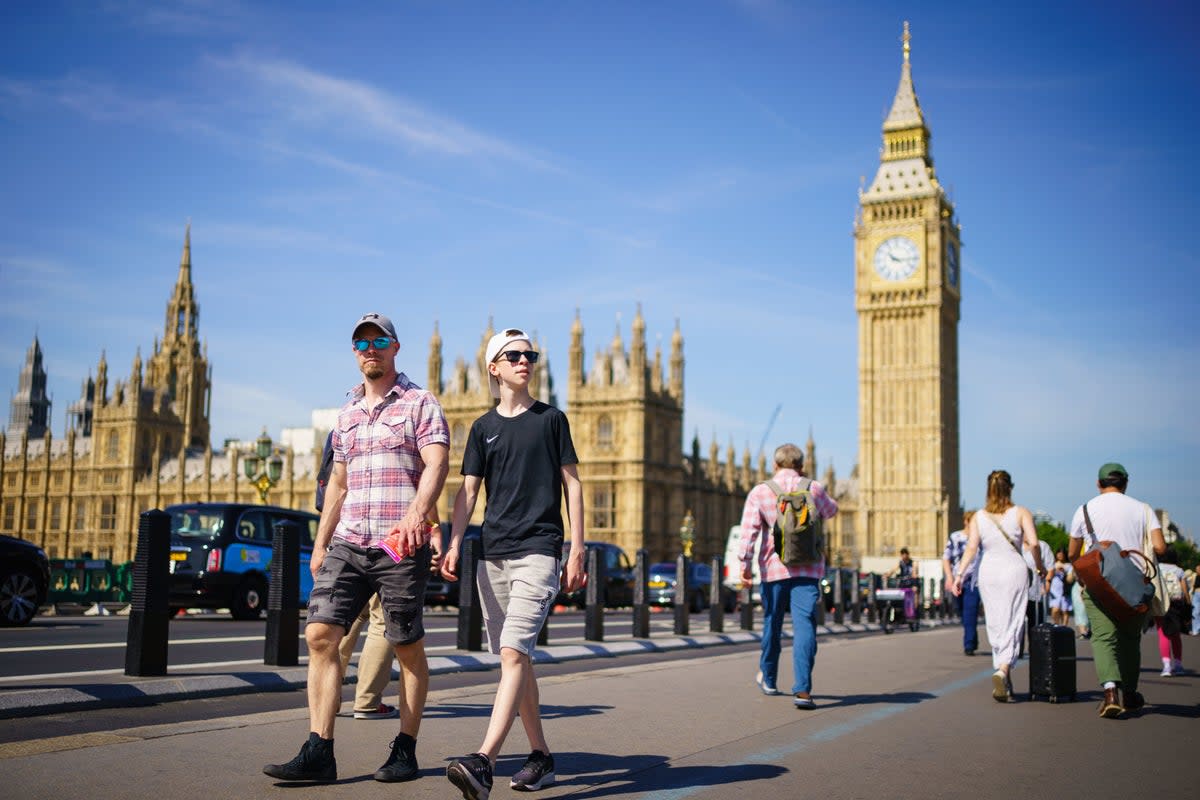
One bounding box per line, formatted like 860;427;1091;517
723;525;762;605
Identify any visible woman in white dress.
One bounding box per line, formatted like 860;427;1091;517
952;470;1045;701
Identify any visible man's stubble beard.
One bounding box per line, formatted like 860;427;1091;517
362;363;385;380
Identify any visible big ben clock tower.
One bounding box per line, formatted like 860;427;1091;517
855;22;961;559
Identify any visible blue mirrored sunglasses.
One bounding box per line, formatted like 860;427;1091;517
353;336;394;351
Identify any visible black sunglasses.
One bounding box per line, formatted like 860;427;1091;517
496;350;539;364
354;337;394;351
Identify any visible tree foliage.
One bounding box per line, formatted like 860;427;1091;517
1036;520;1069;555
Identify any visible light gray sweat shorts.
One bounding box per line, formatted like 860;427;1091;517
476;553;560;656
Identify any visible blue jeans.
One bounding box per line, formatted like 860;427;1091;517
759;576;820;694
960;582;981;652
1192;591;1200;636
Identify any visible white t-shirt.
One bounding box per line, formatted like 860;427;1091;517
1068;491;1160;553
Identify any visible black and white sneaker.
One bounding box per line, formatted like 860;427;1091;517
511;749;556;791
447;752;493;800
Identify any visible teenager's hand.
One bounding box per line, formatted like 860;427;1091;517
563;547;586;594
740;565;754;586
441;546;459;581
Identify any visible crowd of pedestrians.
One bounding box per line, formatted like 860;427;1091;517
261;311;1191;795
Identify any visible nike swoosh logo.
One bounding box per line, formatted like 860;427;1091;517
486;435;499;444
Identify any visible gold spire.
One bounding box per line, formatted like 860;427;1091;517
902;20;910;64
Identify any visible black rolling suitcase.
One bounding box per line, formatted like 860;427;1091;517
1028;623;1076;702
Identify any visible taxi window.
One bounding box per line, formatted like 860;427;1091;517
235;510;272;544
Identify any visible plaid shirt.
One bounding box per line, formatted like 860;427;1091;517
738;469;838;582
943;530;979;588
331;372;449;548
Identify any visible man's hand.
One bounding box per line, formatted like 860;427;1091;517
385;511;435;560
741;565;754;586
310;547;326;580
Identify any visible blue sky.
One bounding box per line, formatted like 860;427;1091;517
2;1;1197;536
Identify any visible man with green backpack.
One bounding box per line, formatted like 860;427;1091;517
738;443;839;709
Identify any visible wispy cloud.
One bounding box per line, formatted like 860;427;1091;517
213;54;562;173
101;0;254;36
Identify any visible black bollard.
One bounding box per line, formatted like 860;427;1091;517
584;547;605;641
740;584;755;630
833;568;845;625
851;571;862;624
125;509;171;676
264;520;300;666
673;553;690;636
709;556;724;633
867;573;878;623
632;549;650;639
457;538;483;651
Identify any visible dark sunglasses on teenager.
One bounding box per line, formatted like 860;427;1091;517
497;350;539;364
354;336;394;351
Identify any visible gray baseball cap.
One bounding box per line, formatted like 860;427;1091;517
351;312;398;341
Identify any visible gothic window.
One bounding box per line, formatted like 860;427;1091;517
591;484;616;530
29;473;40;488
53;472;64;487
5;474;15;488
99;497;117;531
140;433;152;471
75;500;87;528
106;430;120;461
452;422;465;450
50;500;62;530
2;501;14;530
597;415;613;449
25;499;38;530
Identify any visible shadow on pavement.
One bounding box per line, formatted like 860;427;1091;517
521;751;786;798
817;691;935;708
425;702;613;721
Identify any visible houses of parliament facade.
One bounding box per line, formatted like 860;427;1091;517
1;25;960;566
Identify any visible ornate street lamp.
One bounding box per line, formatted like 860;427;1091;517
243;428;284;504
679;509;696;558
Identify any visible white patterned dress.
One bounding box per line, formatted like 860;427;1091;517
976;507;1030;670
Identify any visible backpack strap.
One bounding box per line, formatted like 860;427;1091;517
765;480;784;498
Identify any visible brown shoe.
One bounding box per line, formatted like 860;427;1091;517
1123;690;1145;712
1099;687;1123;718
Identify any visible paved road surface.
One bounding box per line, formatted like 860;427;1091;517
4;623;1195;800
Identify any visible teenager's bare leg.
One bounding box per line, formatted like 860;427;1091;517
517;657;549;753
393;639;428;739
480;647;535;761
305;622;345;739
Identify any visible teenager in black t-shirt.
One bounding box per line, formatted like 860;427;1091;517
442;328;585;799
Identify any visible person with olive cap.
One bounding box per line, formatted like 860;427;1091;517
1067;462;1166;718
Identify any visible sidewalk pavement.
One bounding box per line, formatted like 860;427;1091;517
5;620;1195;800
0;616;955;719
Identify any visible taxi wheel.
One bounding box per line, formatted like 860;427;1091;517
230;577;266;620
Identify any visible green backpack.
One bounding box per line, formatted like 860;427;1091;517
767;478;824;566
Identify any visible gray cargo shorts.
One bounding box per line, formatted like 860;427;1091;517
477;553;560;656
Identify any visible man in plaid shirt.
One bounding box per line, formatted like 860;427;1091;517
265;312;449;785
739;443;838;709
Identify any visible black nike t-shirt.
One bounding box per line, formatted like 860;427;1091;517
461;401;578;560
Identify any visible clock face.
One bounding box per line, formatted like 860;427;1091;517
873;236;920;281
947;241;959;287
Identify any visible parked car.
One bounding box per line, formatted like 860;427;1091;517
0;534;50;626
424;523;482;607
556;541;635;609
648;560;737;613
166;502;318;620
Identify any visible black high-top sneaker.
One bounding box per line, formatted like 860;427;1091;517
263;733;337;782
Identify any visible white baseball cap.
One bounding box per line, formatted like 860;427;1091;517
484;327;531;398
